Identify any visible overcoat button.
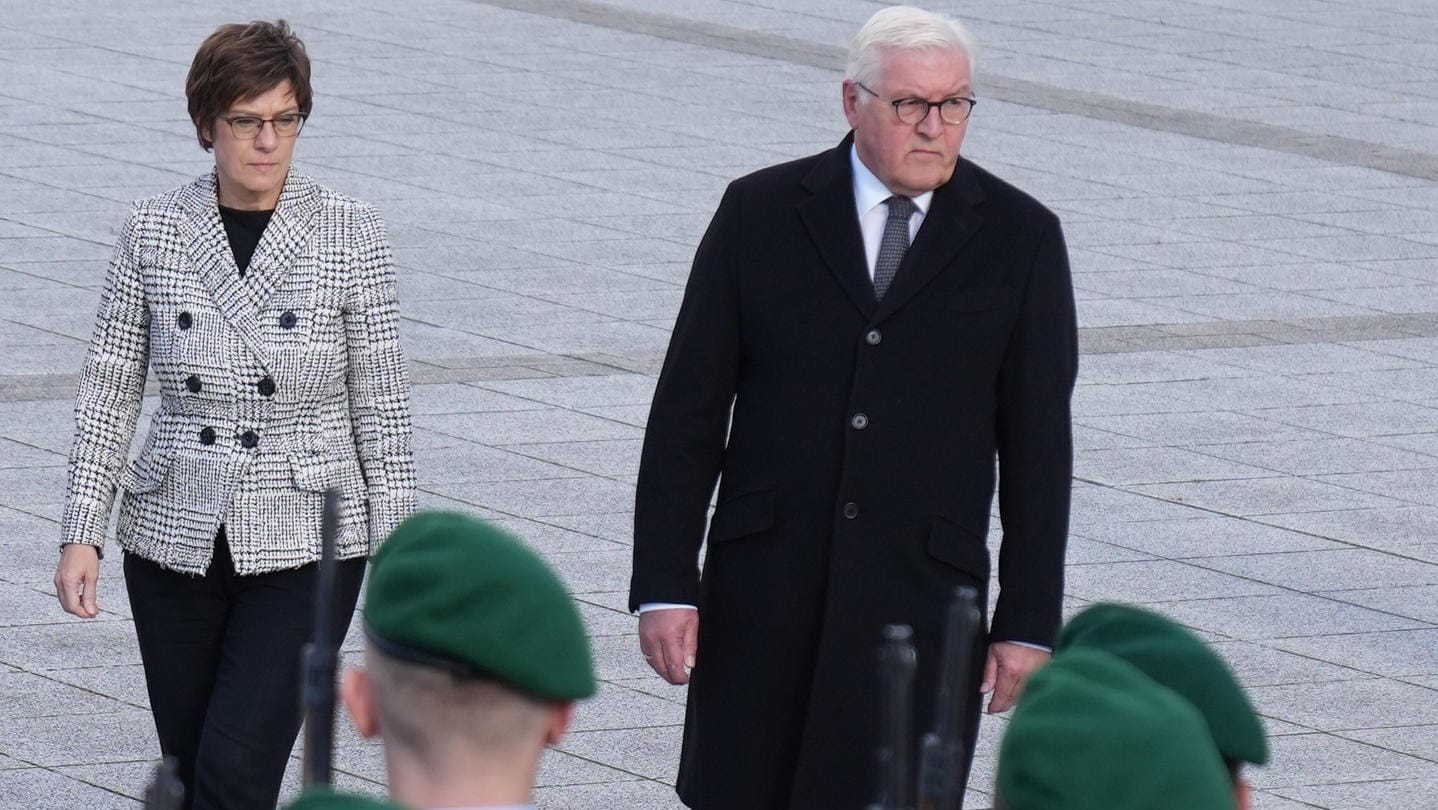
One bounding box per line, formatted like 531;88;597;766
843;502;859;519
185;375;202;393
279;311;298;329
257;376;276;397
240;430;259;449
865;329;882;345
177;312;192;330
851;413;869;430
199;427;216;445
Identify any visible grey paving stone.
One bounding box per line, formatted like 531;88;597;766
1206;640;1370;688
0;670;134;719
416;442;582;487
409;382;548;416
533;778;686;810
541;513;635;545
557;726;680;782
1065;559;1284;604
479;374;656;409
1194;549;1438;592
1061;537;1156;565
570;683;687;733
1077;409;1328;446
42;664;151;711
1130;476;1410;516
1092;515;1341;559
501;439;643;479
1273;629;1438;679
1316;469;1438;509
427;478;633;520
1249;732;1435;789
1259;506;1438;553
1075;445;1278;486
1159;593;1428;641
1270;775;1438;810
1338;724;1438;764
1325;585;1438;628
1248;678;1438;732
2;707;155;767
0;766;141;808
424;408;644;445
1068;484;1197;525
1193;437;1438;477
486;517;627;555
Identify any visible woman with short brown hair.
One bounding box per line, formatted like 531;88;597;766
54;20;415;809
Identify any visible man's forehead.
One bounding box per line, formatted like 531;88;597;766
876;46;971;95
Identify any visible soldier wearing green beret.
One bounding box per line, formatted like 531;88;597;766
1055;603;1267;810
288;511;597;810
995;648;1237;810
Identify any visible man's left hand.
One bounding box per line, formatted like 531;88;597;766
980;642;1050;714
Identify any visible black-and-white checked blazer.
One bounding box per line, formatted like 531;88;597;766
62;170;417;575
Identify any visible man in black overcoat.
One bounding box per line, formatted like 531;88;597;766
630;6;1078;808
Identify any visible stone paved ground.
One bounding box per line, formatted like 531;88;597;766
2;0;1437;807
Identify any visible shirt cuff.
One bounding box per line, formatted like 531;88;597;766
1005;640;1052;653
637;602;698;614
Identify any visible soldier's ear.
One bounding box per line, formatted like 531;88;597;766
544;702;577;747
340;667;380;739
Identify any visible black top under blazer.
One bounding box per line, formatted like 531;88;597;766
63;171;416;575
631;134;1079;808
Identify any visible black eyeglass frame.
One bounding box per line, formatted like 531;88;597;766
217;112;308;140
855;81;977;126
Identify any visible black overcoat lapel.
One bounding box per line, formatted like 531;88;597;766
797;136;876;319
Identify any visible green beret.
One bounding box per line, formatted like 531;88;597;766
997;649;1236;810
284;786;401;809
365;511;596;701
1055;603;1267;765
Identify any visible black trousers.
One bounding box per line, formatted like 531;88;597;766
124;528;366;810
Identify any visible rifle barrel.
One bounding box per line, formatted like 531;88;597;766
917;587;981;809
868;623;916;810
301;488;341;787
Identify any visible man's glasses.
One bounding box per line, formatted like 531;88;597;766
856;82;976;126
219;112;307;140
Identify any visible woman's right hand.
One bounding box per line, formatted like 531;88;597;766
55;544;100;618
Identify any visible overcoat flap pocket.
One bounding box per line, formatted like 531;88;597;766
707;489;776;544
947;287;1010;312
926;515;991;580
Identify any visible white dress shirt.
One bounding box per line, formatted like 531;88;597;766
850;145;931;278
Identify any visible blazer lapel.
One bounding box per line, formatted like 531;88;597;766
874;159;985;320
177;176;289;371
798;135;876;319
178;173;271;371
243;172;321;310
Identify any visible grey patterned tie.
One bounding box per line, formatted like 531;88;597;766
873;195;914;301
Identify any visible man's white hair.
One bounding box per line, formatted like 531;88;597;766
845;5;977;90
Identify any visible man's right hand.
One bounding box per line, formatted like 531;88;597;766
55;544;100;618
638;607;699;685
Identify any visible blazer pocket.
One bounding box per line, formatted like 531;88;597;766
926;515;991;581
120;453;171;495
290;453;340;492
948;287;1010;312
707;489;776;544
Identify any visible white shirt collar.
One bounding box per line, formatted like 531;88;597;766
849;144;934;217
